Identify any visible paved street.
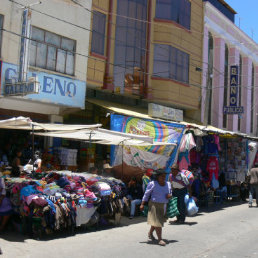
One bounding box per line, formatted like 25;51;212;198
1;202;258;258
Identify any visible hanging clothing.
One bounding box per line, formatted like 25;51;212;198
190;149;201;164
213;135;221;151
178;151;190;170
196;137;203;152
179;133;196;152
206;156;219;181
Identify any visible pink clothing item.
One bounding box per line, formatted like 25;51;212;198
214;135;221;151
206;156;219;181
25;194;38;205
179;133;196;152
179;156;189;170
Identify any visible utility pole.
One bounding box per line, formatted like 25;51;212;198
19;8;31;83
18;1;41;83
203;68;212;126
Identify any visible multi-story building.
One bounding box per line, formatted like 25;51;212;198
0;0;92;124
202;0;258;136
86;0;203;123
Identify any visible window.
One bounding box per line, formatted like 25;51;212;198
238;55;242;131
29;27;76;75
251;63;255;133
0;15;3;56
223;44;229;128
91;11;106;56
156;0;191;30
114;0;147;92
153;44;189;84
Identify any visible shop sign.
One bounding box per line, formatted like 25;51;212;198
148;103;183;122
223;65;244;115
1;62;86;109
5;79;39;96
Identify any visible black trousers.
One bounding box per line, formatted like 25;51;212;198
173;188;187;222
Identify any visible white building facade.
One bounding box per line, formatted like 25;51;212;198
202;1;258;136
0;0;92;123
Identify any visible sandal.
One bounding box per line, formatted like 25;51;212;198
158;240;166;246
148;232;156;241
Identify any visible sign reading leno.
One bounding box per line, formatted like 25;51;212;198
223;65;244;115
1;62;86;109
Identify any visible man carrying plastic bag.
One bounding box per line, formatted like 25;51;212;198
170;164;194;224
184;194;199;216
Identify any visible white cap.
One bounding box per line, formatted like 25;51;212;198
103;164;112;169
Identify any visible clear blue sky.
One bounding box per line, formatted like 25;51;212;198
225;0;258;43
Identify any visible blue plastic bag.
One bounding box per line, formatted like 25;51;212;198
211;173;219;189
186;197;199;216
184;194;189;204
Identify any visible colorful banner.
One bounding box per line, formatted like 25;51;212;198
110;114;185;171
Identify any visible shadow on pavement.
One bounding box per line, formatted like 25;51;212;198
168;221;198;226
139;239;178;246
199;201;247;214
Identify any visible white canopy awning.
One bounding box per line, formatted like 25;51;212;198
0;116;33;129
0;117;176;146
0;117;102;131
34;128;175;146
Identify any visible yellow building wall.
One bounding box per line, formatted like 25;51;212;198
149;0;203;120
86;0;109;88
87;0;204;122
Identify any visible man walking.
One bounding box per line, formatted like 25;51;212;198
170;164;192;224
248;164;258;207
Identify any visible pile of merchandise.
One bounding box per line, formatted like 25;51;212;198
3;171;127;237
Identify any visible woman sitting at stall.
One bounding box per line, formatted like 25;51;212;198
0;173;13;231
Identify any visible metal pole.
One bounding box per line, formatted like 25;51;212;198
32;124;35;172
121;143;124;180
204;70;211;126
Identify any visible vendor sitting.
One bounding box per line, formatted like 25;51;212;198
33;151;42;172
216;172;227;199
0;173;13;232
102;163;114;177
127;177;143;219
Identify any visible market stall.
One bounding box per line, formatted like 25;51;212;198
0;116;172;238
3;171;127;238
177;125;256;206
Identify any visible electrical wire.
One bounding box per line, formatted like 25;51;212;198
19;0;204;54
8;0;250;84
3;26;258;95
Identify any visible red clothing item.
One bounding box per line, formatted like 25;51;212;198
206;156;219;181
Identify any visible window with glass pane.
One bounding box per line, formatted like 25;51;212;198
29;26;75;75
0;15;3;57
153;44;189;84
156;0;191;30
114;0;147;91
91;11;106;55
